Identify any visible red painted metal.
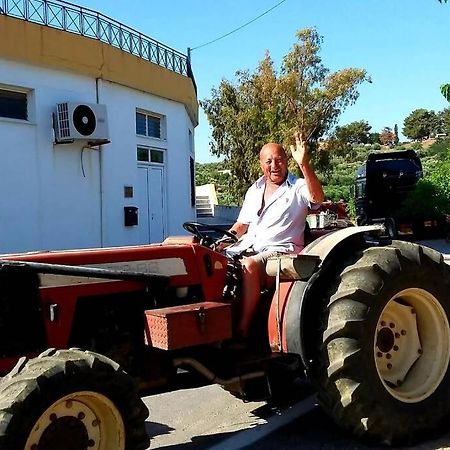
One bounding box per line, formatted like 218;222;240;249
40;280;146;348
2;243;228;302
145;302;232;350
0;355;38;375
0;242;229;356
267;281;295;352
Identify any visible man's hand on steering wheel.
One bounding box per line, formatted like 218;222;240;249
182;222;238;250
213;234;237;252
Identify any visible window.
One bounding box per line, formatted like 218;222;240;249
356;181;365;198
190;156;195;207
189;129;194;154
136;111;163;139
137;146;164;164
0;88;28;120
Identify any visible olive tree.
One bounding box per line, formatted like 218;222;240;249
201;28;369;203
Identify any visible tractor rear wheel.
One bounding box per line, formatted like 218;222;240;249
0;349;149;450
317;241;450;445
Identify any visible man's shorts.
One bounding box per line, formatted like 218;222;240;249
248;250;282;268
241;250;283;281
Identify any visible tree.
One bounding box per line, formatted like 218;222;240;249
394;123;399;145
440;108;450;135
379;127;396;146
441;84;450;102
400;159;450;220
201;28;369;203
403;108;440;140
195;161;238;205
334;120;371;145
368;132;380;144
200;55;282;201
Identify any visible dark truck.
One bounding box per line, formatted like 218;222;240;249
355;149;435;238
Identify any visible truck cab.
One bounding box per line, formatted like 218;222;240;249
355;149;423;237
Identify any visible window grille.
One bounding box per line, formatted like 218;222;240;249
136;111;163;139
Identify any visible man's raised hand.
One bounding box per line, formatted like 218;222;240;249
289;131;309;167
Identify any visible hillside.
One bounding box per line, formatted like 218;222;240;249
196;138;450;208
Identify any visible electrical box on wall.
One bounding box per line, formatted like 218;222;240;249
54;102;110;145
124;206;138;226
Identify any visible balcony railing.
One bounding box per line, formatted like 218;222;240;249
0;0;193;80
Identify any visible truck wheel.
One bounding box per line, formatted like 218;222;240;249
317;241;450;445
0;349;149;450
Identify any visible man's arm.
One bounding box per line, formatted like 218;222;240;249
228;222;249;239
290;132;325;204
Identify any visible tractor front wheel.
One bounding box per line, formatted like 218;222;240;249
0;349;149;450
317;241;450;445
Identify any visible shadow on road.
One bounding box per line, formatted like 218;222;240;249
242;404;450;450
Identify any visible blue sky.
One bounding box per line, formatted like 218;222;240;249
75;0;450;162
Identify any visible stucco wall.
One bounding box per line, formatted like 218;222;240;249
0;58;196;252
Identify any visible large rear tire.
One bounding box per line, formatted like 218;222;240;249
0;349;149;450
316;241;450;445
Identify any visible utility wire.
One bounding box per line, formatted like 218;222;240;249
190;0;287;51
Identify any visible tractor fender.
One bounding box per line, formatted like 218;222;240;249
268;225;383;364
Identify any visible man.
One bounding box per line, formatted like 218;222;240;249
225;132;324;336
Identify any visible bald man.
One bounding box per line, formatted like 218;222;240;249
226;133;324;336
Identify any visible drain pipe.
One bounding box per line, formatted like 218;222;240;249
95;77;104;247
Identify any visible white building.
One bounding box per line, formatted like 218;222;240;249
0;0;198;253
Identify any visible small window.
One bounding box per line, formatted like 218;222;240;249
137;146;164;164
356;182;365;198
189;129;194;153
0;88;28;120
137;147;149;162
190;156;195;207
136;111;163;138
150;149;164;163
147;116;161;138
136;112;146;135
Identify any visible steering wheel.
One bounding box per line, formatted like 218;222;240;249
182;222;238;248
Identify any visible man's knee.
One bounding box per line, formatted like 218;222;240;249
242;256;259;274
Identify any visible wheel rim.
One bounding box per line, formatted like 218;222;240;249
374;288;450;403
25;391;125;450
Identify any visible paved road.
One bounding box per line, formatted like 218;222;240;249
143;381;450;450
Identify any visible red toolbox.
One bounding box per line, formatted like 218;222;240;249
145;302;232;350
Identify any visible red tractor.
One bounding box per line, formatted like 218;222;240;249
0;222;450;449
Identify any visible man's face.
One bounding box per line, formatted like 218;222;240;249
259;144;288;185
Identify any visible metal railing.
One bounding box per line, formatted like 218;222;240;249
0;0;193;79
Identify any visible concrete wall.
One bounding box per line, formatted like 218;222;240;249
0;58;196;252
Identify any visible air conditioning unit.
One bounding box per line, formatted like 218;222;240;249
54;102;110;144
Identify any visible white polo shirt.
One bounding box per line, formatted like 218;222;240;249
226;173;320;256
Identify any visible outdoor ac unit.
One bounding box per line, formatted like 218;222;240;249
54;102;109;144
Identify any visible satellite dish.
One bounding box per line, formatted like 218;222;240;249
72;104;96;136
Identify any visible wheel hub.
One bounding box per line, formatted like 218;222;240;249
375;301;421;386
25;391;125;450
37;415;89;450
28;398;100;450
374;288;450;403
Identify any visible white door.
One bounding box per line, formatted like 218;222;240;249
137;166;165;243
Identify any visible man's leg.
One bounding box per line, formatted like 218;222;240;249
239;256;261;336
238;252;277;336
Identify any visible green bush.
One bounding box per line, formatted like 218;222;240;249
399;158;450;219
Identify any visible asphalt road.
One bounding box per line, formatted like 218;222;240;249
143;380;450;450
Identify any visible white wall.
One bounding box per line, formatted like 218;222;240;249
0;59;196;253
